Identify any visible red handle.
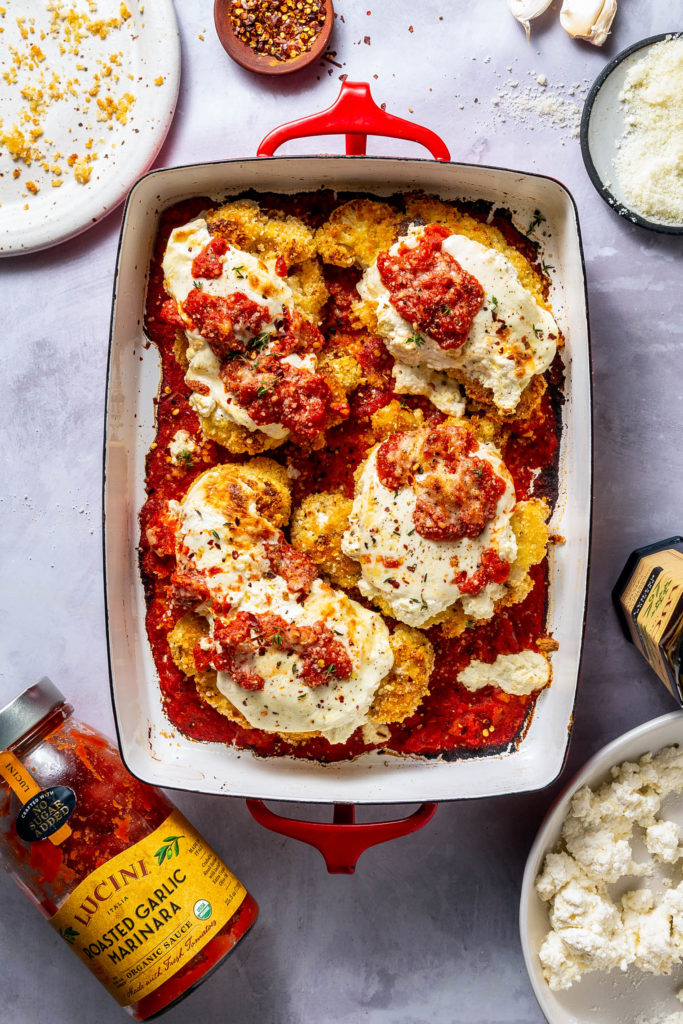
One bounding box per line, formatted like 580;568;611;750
257;80;450;160
246;799;437;874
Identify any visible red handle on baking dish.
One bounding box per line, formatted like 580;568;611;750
247;800;437;874
257;80;450;159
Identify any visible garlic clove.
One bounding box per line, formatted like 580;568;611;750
560;0;617;46
507;0;555;41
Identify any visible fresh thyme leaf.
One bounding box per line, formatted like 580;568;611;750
324;664;337;676
192;279;203;290
233;265;246;278
532;324;542;339
406;332;425;347
274;631;282;647
211;529;220;541
250;331;271;351
527;209;546;234
490;295;499;312
542;261;554;274
178;450;193;467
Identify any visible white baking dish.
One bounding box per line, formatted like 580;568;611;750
104;88;592;807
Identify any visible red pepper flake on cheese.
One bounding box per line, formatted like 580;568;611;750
191;235;229;279
265;536;318;596
195;611;353;691
377;423;507;543
376;224;485;350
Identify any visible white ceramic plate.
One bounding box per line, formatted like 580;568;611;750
0;0;180;255
521;710;683;1024
580;32;683;235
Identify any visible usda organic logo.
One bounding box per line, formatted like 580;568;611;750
193;899;212;921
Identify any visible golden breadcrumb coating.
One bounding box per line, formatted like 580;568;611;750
369;399;425;442
191;458;292;528
197;411;286;455
206;198;317;267
167;613;208;679
287;258;328;323
290;492;361;590
315;199;404;269
369;625;434;724
502;497;550;606
194;671;253;730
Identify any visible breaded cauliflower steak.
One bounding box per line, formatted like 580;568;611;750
369;626;434;724
315;199;404;269
290;492;361;590
206;198;316;267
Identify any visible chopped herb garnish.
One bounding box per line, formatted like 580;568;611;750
542;261;554;274
490;295;499;312
532;324;542;339
324;664;337;676
527;209;546;234
192;279;204;290
233;265;246;278
407;528;415;536
256;382;274;398
406;332;425;347
178;450;193;468
249;331;271;351
274;631;282;647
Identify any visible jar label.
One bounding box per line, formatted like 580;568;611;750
49;809;246;1007
619;549;683;700
0;750;73;845
15;785;77;843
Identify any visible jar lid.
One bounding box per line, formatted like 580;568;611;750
0;678;66;750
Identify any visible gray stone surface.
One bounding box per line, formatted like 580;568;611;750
0;2;681;1022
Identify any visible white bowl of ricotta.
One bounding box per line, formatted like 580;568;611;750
521;710;683;1024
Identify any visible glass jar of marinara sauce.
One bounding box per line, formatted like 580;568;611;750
0;679;258;1019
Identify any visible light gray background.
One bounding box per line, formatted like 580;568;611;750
1;2;682;1022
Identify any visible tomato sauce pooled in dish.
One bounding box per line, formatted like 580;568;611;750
140;196;562;763
377;423;508;544
376;223;485;349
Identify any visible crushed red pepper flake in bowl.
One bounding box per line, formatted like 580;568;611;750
229;0;327;61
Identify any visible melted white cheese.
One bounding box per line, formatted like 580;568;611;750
341;441;517;628
215;577;394;744
457;650;551;695
358;226;559;412
177;470;395;742
175;471;276;609
162;217;295;438
391;362;466;416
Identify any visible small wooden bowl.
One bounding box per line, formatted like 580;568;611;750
214;0;334;76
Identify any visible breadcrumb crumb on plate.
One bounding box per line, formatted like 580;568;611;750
0;0;180;254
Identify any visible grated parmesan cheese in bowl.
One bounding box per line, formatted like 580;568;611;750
612;36;683;227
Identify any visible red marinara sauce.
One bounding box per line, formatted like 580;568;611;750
141;196;561;764
0;681;257;1019
376;223;485;349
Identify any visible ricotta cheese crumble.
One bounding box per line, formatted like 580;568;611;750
358;225;559;413
536;745;683;991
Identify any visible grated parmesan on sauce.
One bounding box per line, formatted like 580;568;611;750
612;37;683;226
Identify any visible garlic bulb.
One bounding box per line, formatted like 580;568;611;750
507;0;554;41
560;0;617;46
